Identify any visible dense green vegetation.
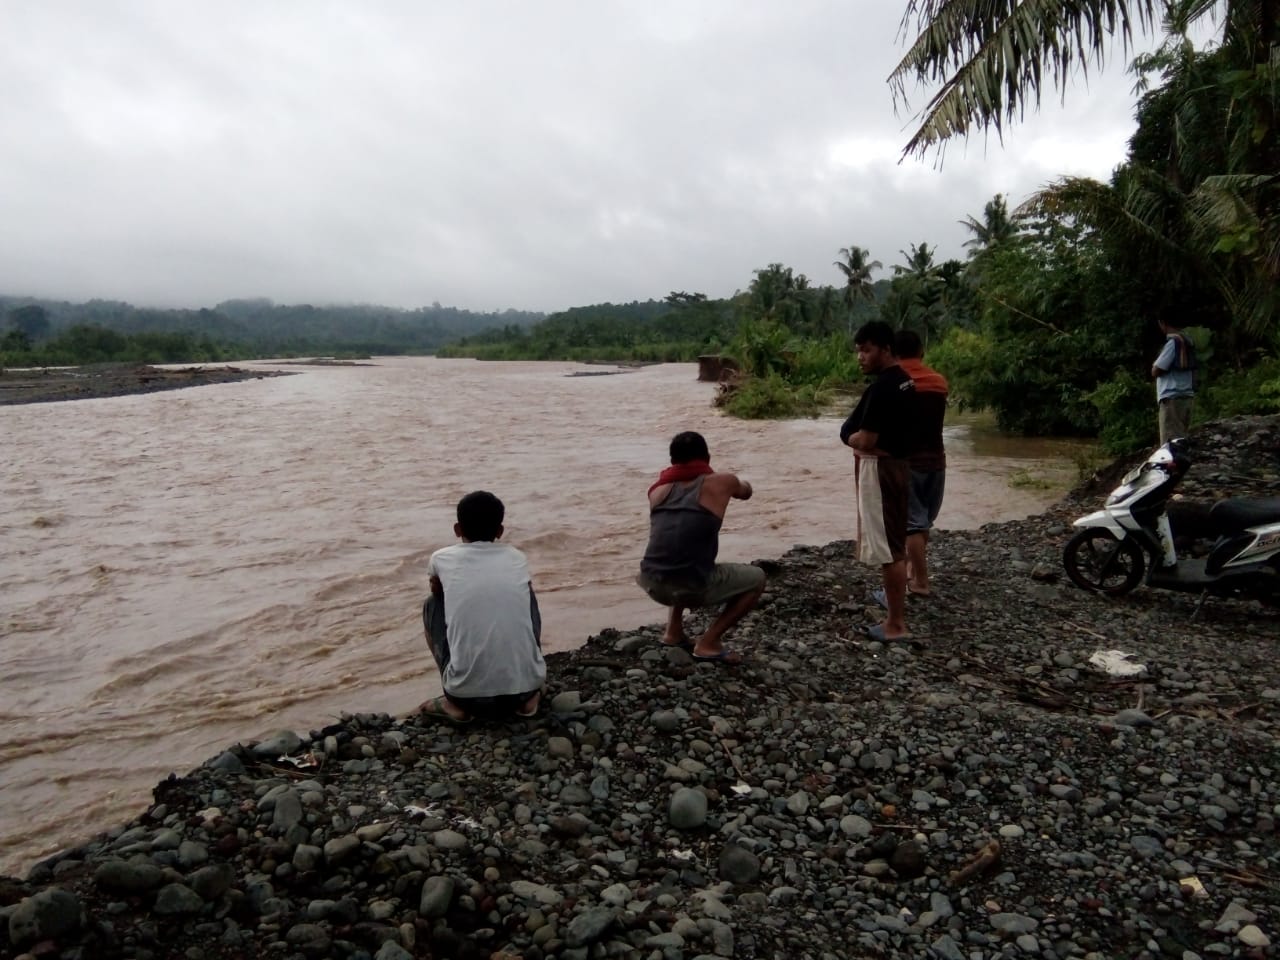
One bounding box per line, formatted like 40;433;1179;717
0;297;542;368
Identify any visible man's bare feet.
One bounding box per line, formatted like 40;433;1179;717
661;632;691;648
516;690;541;718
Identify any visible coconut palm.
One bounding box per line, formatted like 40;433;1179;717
833;245;882;310
886;0;1259;160
960;194;1018;251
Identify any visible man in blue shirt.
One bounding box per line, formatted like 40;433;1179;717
1151;318;1196;444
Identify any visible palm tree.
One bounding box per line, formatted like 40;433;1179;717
886;1;1249;159
833;245;882;331
889;1;1277;333
894;242;937;281
960;194;1018;251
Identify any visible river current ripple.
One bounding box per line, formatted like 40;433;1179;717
0;358;1076;876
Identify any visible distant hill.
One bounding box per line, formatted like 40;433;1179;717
0;295;544;356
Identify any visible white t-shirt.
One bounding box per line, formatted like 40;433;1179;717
426;541;546;698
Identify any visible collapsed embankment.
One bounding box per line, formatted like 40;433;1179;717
2;416;1278;960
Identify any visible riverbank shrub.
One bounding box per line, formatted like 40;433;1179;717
715;373;830;419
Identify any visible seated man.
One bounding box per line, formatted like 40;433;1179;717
636;431;765;664
420;490;546;723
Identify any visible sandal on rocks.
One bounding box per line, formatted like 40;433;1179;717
419;696;473;725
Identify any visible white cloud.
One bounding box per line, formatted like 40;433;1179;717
0;0;1160;312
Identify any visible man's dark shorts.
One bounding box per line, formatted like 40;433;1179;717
636;562;765;609
907;468;945;534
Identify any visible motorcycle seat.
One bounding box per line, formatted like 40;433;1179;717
1210;497;1280;532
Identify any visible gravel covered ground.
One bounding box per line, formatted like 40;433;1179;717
3;417;1279;960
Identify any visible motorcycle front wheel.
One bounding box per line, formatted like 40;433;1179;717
1063;529;1146;595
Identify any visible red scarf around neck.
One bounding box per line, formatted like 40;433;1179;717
648;459;713;495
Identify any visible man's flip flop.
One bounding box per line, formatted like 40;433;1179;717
862;623;914;643
419;696;473;725
872;588;932;609
692;648;743;665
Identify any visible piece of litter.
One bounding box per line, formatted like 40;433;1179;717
670;849;695;861
403;804;443;818
275;751;320;769
731;783;752;797
1087;649;1148;677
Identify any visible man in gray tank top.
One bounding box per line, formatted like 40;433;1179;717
637;431;766;664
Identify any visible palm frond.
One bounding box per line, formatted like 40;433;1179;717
890;0;1161;158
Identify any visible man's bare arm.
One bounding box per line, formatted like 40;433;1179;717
847;429;882;453
429;575;444;597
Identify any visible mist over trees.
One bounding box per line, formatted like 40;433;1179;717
0;296;543;365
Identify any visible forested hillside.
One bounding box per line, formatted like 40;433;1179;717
0;297;542;365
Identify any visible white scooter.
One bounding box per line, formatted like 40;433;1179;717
1063;439;1280;610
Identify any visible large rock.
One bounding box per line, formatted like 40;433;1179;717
669;787;708;830
8;888;82;947
93;859;165;894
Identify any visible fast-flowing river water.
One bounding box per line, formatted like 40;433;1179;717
0;357;1081;876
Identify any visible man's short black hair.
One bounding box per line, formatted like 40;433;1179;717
457;490;504;541
669;431;710;464
894;329;924;359
854;321;896;351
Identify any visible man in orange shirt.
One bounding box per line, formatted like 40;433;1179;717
894;329;948;598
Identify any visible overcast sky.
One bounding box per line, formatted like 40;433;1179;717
2;2;1160;314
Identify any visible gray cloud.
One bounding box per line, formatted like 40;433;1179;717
0;1;1151;313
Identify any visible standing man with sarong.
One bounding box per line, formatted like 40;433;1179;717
840;322;917;642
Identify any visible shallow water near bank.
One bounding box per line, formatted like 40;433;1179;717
0;358;1077;876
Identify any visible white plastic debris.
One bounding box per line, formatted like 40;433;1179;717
1088;649;1148;677
730;782;752;797
403;804;443;818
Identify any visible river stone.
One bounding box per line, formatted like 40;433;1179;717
433;829;469;850
1239;925;1271;948
990;913;1039;935
189;862;237;901
272;788;304;829
176;839;209;868
1131;835;1164;859
286;922;332;953
510;880;563;906
551;691;582;712
293;843;323;871
840;814;873;837
251;729;303;757
718;843;761;884
375;943;415;960
651;710;681;733
547;736;574;758
324;834;362;864
8;888;82;947
419;875;455;917
890;840;927;879
565;905;616;947
154;882;205;915
1112;708;1155;727
669;787;708;829
206;750;245;773
94;859;164;894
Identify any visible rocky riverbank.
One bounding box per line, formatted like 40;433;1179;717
3;417;1279;960
0;364;287;405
